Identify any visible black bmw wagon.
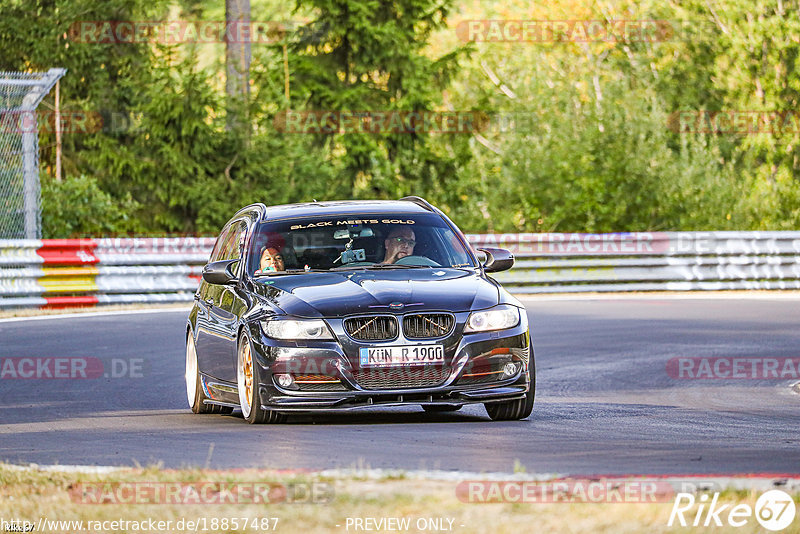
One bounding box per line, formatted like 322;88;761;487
186;196;534;423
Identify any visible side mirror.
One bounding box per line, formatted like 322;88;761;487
477;247;514;273
202;259;239;285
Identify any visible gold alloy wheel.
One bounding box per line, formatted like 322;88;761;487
243;345;253;404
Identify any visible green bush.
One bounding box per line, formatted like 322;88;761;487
40;174;141;238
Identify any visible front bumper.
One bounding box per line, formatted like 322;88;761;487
245;311;532;413
263;386;529;412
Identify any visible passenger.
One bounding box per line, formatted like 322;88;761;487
381;227;416;264
255;246;285;274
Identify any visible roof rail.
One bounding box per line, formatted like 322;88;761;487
230;203;267;220
399;196;435;212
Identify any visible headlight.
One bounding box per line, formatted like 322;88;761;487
464;305;520;333
261;318;334;340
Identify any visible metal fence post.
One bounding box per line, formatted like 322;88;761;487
0;68;67;239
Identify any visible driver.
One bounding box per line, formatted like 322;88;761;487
381;227;416;264
255;246;285;274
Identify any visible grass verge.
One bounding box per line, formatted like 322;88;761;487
1;464;798;533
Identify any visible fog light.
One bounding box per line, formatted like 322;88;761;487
502;362;519;377
275;374;294;388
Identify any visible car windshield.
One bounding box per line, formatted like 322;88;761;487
247;213;475;275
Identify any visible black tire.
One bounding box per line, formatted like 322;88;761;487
237;332;286;424
422;405;462;413
186;330;233;415
484;344;535;421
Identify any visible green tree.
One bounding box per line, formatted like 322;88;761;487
0;0;167;177
275;0;474;205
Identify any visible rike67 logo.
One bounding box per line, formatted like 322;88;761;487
669;490;796;531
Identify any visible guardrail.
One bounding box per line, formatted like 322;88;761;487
468;231;800;293
1;232;799;309
0;238;214;309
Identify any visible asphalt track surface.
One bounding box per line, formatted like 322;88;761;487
1;297;798;475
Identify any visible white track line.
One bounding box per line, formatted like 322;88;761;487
0;307;190;324
3;463;126;474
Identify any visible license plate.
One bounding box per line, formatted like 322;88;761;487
359;344;444;367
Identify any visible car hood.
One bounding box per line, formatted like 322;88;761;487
251;268;499;317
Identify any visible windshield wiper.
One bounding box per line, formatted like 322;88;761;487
367;263;429;269
329;264;374;271
253;268;328;276
330;263;431;271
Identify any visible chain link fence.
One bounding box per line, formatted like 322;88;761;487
0;68;66;239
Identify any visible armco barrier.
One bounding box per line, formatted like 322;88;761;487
1;232;799;309
0;238;215;309
467;231;800;293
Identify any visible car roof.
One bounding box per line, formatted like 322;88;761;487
258;199;434;221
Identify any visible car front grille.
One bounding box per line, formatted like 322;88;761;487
293;374;346;392
456;355;509;385
403;313;455;339
456;347;528;385
456;370;504;385
344;315;399;341
351;366;450;390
